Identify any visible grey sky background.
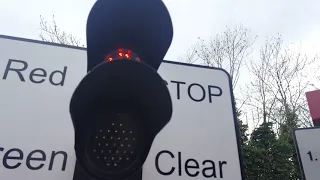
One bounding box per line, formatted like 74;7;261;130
1;0;319;58
1;0;319;130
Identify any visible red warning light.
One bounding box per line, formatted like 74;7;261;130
105;48;141;62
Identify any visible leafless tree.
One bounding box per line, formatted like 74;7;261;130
245;34;319;131
310;75;320;90
39;15;84;47
180;25;256;90
177;45;198;64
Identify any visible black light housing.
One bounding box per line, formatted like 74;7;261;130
86;0;173;71
70;0;173;180
70;60;172;179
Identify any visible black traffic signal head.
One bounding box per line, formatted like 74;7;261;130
86;0;173;72
70;60;172;179
70;0;173;180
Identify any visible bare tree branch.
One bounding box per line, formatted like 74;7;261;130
177;44;199;64
39;15;84;47
181;25;256;90
245;34;319;132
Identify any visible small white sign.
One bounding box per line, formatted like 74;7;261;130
0;35;244;180
294;127;320;180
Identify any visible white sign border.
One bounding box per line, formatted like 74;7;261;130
0;34;246;180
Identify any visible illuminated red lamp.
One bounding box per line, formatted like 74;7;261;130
105;48;141;62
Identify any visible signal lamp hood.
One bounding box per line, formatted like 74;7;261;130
86;0;173;71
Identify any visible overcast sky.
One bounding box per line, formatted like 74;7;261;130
1;0;319;60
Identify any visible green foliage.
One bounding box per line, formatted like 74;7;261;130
239;111;303;180
236;108;249;146
246;122;278;180
277;107;301;179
